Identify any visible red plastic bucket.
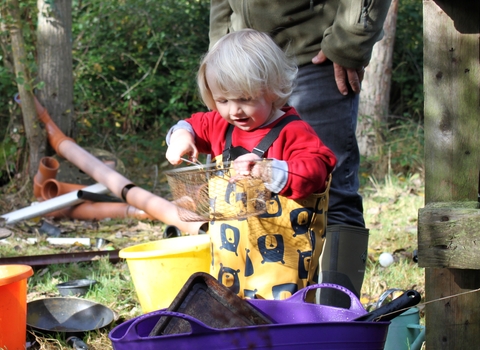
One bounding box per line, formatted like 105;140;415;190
0;264;34;350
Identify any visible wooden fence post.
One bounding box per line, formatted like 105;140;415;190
421;0;480;348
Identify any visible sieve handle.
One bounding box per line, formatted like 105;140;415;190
180;157;203;166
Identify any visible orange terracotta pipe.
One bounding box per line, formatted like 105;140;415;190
46;202;155;221
33;157;60;200
41;179;87;200
33;99;75;158
27;95;206;234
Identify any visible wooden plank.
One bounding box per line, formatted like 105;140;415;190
423;0;480;349
418;202;480;269
424;0;480;203
425;269;480;349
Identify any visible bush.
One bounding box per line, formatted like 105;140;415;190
0;0;37;182
390;0;423;121
0;0;424;186
71;0;210;144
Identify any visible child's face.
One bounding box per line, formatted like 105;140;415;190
206;69;275;131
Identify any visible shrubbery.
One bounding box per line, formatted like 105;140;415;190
71;0;210;140
0;0;423;182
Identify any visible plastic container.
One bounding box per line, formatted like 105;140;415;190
109;309;390;350
119;235;211;313
248;283;367;324
56;279;97;296
0;264;34;350
149;272;272;336
109;282;390;350
383;307;425;350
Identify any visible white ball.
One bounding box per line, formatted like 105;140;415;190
379;252;394;267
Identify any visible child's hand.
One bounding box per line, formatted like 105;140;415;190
232;153;262;178
166;129;198;165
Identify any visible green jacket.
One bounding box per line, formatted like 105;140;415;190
209;0;392;69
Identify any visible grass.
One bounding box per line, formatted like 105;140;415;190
24;258;141;349
1;171;426;349
361;173;425;310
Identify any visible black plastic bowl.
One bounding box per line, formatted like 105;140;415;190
56;279;97;296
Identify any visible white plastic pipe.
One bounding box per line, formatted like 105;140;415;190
26;237;91;246
1;183;108;224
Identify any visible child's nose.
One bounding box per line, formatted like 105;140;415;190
229;102;242;116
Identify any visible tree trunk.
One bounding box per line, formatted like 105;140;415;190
7;0;45;178
36;0;74;151
357;0;399;178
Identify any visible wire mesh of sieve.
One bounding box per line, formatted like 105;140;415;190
164;160;272;221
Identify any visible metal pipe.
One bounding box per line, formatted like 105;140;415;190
1;183;109;224
77;190;124;203
0;250;120;267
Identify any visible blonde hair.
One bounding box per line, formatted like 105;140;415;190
197;29;297;110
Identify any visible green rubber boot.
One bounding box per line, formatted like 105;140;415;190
316;224;369;308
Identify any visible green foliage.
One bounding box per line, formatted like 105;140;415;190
0;0;38;129
0;64;16;104
0;136;18;178
360;115;424;186
0;113;25;185
0;0;38;186
386;116;424;173
71;0;210;147
0;0;424;187
360;0;425;182
390;0;423;121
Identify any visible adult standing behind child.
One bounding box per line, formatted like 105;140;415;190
209;0;392;302
166;29;336;300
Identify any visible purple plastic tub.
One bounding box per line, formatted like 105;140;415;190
109;283;390;350
109;310;389;350
247;283;367;323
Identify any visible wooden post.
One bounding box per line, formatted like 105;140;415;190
421;0;480;349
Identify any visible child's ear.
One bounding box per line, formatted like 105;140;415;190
266;91;279;106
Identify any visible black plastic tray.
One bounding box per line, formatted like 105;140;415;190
149;272;272;336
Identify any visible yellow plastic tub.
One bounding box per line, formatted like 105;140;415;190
0;264;34;350
120;235;211;313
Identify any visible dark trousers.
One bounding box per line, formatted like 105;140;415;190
289;62;364;228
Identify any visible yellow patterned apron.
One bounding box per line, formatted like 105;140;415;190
208;155;331;300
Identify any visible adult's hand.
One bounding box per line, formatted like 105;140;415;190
312;50;365;95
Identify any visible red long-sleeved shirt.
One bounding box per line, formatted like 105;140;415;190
185;106;336;199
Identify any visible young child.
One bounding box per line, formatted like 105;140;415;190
166;29;336;300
